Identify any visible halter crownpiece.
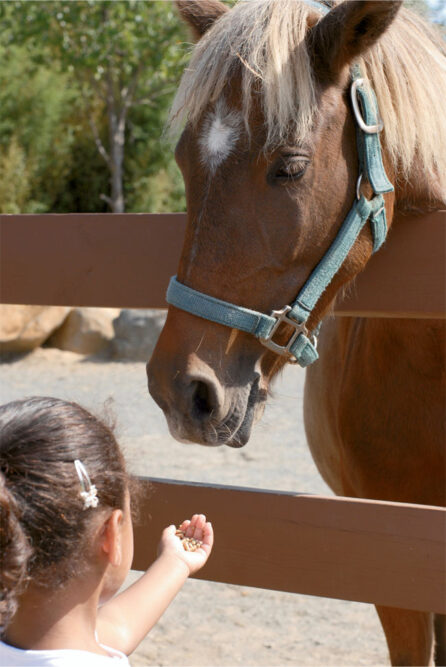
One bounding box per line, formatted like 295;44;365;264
74;459;99;510
166;1;394;368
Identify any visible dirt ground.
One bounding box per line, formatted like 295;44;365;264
0;347;389;666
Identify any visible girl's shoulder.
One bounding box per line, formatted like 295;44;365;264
0;640;130;666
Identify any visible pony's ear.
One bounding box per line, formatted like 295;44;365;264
175;0;228;41
308;0;402;81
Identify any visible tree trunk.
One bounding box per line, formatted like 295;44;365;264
100;57;142;213
108;109;125;213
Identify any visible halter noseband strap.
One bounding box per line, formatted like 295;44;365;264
166;17;393;368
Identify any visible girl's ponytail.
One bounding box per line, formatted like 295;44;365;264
0;473;32;633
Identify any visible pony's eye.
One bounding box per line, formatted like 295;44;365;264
272;157;309;184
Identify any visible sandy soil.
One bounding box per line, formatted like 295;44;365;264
0;348;389;666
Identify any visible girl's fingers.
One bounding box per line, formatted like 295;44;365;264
184;514;199;538
202;521;213;550
179;519;191;533
194;514;206;540
179;514;210;543
164;516;213;567
184;516;196;537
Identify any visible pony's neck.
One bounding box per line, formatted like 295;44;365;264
394;162;445;214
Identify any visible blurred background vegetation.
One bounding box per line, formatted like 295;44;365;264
0;1;189;213
0;0;442;214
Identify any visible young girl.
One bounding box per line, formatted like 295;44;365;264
0;396;214;665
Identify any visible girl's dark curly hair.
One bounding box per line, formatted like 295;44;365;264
0;396;130;635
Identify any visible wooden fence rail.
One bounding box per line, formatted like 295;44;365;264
134;478;446;614
1;212;445;613
1;210;445;317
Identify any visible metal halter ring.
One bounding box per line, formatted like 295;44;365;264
356;173;364;200
350;78;384;134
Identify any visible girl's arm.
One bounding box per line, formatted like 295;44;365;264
96;514;213;655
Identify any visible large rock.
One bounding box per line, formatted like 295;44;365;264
112;309;167;361
0;305;71;353
47;308;120;356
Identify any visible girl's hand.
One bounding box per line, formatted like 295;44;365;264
158;514;213;576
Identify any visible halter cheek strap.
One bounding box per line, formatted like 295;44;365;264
166;59;393;368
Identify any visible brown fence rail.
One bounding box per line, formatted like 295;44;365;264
134;479;446;614
1;210;445;317
1;212;445;613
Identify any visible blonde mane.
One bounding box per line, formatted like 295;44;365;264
170;0;446;199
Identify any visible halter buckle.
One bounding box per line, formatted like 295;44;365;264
260;306;308;359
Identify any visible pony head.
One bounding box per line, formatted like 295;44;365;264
148;0;445;447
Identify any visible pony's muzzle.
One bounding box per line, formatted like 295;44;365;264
147;355;227;444
189;375;224;422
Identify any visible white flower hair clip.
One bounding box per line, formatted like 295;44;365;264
74;459;99;510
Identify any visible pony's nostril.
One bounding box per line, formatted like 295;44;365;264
191;380;215;419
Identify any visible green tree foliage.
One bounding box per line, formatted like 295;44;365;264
0;1;188;213
0;136;33;214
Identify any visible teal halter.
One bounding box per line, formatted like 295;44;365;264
166;7;394;368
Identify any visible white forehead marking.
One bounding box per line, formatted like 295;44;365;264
199;101;241;172
208;118;233;156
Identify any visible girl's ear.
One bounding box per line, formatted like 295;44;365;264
308;1;402;82
175;0;228;41
100;510;124;567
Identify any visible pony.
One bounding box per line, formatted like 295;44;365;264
147;1;446;664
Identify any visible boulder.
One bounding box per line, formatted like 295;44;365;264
0;305;71;353
47;308;120;356
112;309;167;361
